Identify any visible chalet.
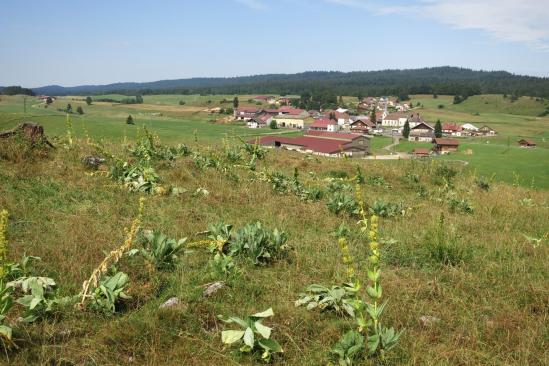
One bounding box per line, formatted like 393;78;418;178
349;118;375;134
442;123;463;137
408;113;425;128
518;139;536;148
251;131;370;157
433;138;459;154
309;118;339;132
382;112;407;127
409;122;434;142
235;107;262;121
462;123;478;132
247;114;272;129
478;125;496;136
412;148;431;157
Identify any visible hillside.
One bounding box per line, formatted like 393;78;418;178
30;67;549;98
0;131;547;365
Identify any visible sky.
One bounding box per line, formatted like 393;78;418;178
1;0;549;87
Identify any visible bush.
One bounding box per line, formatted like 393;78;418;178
229;222;289;265
327;192;359;216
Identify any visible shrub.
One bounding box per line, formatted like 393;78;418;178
368;201;406;218
89;271;131;315
448;198;474;214
426;214;471;266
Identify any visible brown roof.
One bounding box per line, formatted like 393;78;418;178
518;139;536;145
433;138;459;146
412;148;431;155
305;130;362;141
251;135;356;154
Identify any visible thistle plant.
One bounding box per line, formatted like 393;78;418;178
79;197;145;308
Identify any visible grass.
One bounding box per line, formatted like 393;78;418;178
0;134;547;365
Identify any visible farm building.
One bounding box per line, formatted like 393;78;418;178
250;131;370;157
234;107;262;121
349;118;375;134
247;114;272;129
433;138;459;154
382;112;408;127
409;122;435;142
309;118;339;132
412;148;431;157
442;123;463;136
478;125;496;135
518;139;536;148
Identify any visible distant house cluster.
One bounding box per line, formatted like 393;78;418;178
442;123;496;137
358;96;411;112
250;130;370;158
235;106;309;129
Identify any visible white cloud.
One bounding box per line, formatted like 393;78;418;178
326;0;549;50
234;0;265;10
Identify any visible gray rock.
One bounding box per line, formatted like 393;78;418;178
420;315;441;327
81;155;105;169
203;281;225;297
159;297;185;310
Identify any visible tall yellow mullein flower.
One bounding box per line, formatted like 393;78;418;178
0;210;8;278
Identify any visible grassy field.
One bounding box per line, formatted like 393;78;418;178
0;134;547;365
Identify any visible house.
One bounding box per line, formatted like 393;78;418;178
407;113;425;128
273;108;309;129
433;138;459;154
328;110;350;126
251;131;370;157
478;125;496;135
247;114;272;129
349;118;375;134
382;112;407;127
309;118;339;132
278;97;291;106
408;122;434;142
442;123;463;137
235;107;262;121
462;123;478;132
412;148;431;157
518;139;536;148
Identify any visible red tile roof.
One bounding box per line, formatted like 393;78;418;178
309;118;334;128
305;130;362;141
442;123;462;132
250;134;365;154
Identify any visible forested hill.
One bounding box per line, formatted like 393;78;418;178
30;67;549;98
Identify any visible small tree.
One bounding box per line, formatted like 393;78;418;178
76;106;84;115
233;96;239;109
46;97;53;105
338;95;344;106
433;93;438;99
435;119;442;138
66;103;72;113
85;96;92;105
226;107;234;115
179;100;186;105
370;109;376;125
402;120;410;138
269;120;278;129
126;115;134;125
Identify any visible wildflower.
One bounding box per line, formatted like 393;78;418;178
0;210;8;278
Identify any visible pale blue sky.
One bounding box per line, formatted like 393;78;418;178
1;0;548;87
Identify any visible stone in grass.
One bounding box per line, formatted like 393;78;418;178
81;155;105;170
420;315;441;327
203;281;225;297
159;297;186;311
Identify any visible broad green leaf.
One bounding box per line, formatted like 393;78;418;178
252;308;274;318
0;325;12;340
243;327;254;348
258;338;283;352
254;321;272;339
221;330;245;344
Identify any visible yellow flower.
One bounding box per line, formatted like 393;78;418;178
0;209;8;276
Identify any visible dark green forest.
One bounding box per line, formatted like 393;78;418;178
10;67;549;98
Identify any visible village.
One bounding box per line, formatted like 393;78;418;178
234;95;506;158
